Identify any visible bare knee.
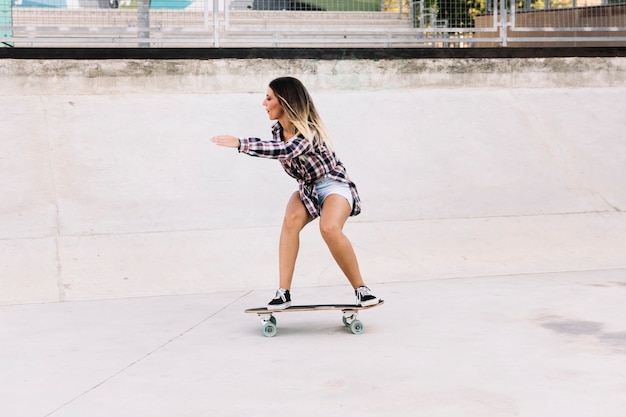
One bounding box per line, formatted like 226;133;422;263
283;210;308;233
319;220;343;243
282;194;312;235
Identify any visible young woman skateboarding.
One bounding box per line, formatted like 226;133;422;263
211;76;379;309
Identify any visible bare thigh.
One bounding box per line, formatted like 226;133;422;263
319;194;351;235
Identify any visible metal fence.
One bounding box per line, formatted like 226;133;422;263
2;0;626;47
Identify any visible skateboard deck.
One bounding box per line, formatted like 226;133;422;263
245;300;384;337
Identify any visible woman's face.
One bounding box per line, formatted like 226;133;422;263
263;87;285;121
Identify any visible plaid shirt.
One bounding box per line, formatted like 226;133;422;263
238;122;361;218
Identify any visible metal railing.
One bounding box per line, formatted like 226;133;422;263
1;0;625;47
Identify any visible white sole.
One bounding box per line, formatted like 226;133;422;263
358;298;379;307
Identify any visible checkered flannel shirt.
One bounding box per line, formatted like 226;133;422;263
238;122;361;219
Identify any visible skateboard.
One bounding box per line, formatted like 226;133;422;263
245;300;384;337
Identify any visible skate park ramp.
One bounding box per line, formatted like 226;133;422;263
1;56;626;417
0;57;625;304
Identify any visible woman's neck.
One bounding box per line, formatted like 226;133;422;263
280;121;296;140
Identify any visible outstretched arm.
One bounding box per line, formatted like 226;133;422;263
211;135;312;160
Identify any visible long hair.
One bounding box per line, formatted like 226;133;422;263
269;77;333;150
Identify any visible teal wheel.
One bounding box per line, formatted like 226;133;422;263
263;322;277;337
270;316;277;325
350;320;364;335
342;316;350;327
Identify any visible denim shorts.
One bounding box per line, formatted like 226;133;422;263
314;176;354;210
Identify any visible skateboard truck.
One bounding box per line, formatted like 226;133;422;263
256;313;278;337
341;309;363;334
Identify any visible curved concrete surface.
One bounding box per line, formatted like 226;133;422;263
0;58;625;417
1;60;626;304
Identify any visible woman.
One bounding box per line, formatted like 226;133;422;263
211;77;379;309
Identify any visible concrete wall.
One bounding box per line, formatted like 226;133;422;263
3;56;626;94
2;57;626;305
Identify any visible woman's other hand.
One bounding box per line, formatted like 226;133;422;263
211;135;240;148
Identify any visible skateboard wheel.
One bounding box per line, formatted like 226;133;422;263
350;320;364;335
263;322;277;337
342;317;350;327
270;316;277;325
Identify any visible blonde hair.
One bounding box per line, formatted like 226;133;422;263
269;77;333;151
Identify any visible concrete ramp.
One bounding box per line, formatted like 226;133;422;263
1;58;625;304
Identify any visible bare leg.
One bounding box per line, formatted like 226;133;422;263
279;191;313;290
318;194;366;289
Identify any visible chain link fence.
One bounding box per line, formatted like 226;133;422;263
1;0;625;47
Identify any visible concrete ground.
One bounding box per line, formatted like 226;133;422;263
2;272;626;417
1;59;625;416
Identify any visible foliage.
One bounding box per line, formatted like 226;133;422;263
305;0;380;11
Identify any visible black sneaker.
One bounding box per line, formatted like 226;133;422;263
355;286;379;307
267;288;291;310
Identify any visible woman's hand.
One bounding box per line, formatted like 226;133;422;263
211;135;240;149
